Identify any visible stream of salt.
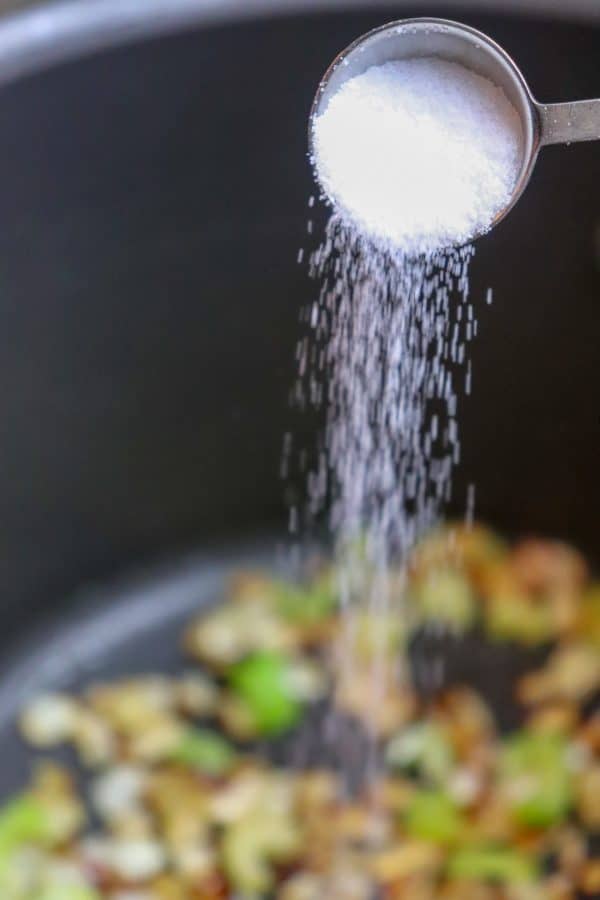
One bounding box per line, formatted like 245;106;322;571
287;56;510;794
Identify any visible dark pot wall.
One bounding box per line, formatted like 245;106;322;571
0;4;598;640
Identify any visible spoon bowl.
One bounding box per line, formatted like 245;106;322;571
309;18;600;242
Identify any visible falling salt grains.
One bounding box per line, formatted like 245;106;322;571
465;360;473;395
466;483;476;527
312;57;523;254
302;218;475;575
284;50;510;792
289;506;299;534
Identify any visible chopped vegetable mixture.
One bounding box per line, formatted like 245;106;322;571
6;525;600;898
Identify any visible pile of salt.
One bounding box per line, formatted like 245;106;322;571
312;57;523;255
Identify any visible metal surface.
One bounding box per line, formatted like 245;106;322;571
0;1;598;91
540;99;600;145
310;17;600;243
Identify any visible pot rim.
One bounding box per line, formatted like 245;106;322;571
0;0;597;90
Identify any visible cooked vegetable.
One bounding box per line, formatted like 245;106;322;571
4;524;599;899
19;694;78;748
171;729;236;776
485;590;556;646
222;814;301;895
404;790;464;844
35;886;101;900
386;722;454;784
579;859;600;896
525;701;579;736
518;643;600;705
410;524;508;579
335;667;416;736
431;688;495;761
274;579;337;625
345;610;407;661
227;652;304;737
369;841;442;882
574;765;600;831
510;539;587;597
499;732;572;828
0;795;50;854
186;603;296;669
414;569;477;631
447;847;538;883
576;584;600;645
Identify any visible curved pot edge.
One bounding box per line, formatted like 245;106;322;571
0;0;597;91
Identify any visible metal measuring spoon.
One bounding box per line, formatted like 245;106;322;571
309;17;600;240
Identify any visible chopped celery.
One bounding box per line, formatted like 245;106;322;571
412;525;507;576
228;652;302;737
404;790;463;844
386;722;454;784
500;731;572;828
35;888;100;900
0;795;49;854
448;846;538;883
222;815;301;895
485;595;555;646
415;569;476;631
171;728;236;776
274;580;337;624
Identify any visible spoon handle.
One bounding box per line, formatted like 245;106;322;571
538;99;600;146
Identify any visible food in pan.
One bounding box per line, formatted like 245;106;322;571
3;524;599;899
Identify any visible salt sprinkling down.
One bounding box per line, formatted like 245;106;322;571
285;52;500;790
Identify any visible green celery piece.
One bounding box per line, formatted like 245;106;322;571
416;569;476;630
0;795;50;854
0;848;32;896
35;888;100;900
274;580;337;625
171;728;236;776
404;790;464;844
222;815;301;895
500;731;572;828
486;596;555;646
228;652;302;737
0;796;53;898
448;847;538;883
386;722;454;784
223;832;271;896
0;846;99;899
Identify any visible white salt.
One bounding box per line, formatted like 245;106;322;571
301;219;474;570
312;57;523;255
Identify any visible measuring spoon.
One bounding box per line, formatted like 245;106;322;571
310;17;600;240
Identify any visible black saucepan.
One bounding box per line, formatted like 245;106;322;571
0;0;598;796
